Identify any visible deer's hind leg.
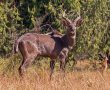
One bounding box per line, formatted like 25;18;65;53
101;58;108;74
50;59;55;80
18;41;37;77
19;56;36;77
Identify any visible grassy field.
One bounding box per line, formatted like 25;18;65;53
0;59;110;90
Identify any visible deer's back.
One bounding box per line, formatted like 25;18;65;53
18;33;65;58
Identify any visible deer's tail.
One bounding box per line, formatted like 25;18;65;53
14;39;19;53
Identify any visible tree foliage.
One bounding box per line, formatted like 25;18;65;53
0;0;110;59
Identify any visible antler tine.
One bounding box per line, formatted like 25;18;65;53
62;10;66;17
74;16;81;22
74;15;81;23
62;10;71;24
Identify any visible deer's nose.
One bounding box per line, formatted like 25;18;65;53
71;31;75;34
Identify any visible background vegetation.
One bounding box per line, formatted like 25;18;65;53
0;0;109;73
0;1;109;89
0;0;109;59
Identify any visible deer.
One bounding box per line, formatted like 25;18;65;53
14;14;83;79
98;49;110;74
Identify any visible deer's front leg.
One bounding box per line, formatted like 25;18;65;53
60;58;66;73
59;48;69;76
59;54;67;78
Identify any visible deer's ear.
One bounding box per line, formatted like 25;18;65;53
73;16;83;27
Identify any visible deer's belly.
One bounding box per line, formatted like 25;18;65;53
38;43;62;58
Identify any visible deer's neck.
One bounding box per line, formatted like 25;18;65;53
62;30;76;50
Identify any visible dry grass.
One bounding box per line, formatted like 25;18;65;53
1;70;110;90
0;60;110;90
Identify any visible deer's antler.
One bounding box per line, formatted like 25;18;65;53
62;10;71;24
73;16;81;23
73;15;82;26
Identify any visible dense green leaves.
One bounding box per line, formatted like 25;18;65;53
0;2;21;55
0;0;109;59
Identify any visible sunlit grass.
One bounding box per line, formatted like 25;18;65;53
0;70;110;90
0;57;110;90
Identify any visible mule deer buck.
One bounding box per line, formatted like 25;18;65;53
14;14;83;79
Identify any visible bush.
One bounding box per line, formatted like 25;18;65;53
0;0;110;60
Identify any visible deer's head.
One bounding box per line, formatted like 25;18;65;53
62;14;83;33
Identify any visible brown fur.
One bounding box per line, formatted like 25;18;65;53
99;49;110;73
14;16;83;79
